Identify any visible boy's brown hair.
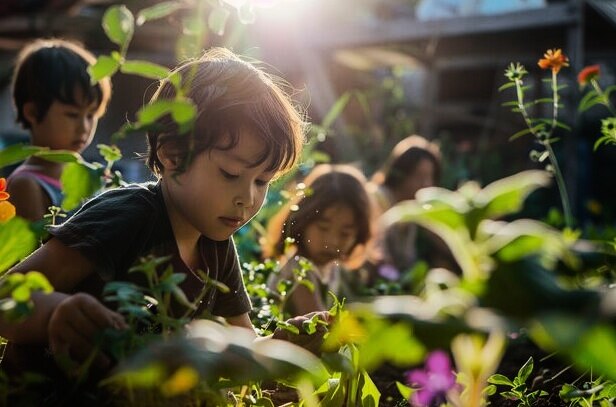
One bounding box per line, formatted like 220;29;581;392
12;38;112;129
146;47;306;178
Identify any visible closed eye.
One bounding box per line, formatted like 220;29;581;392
255;179;269;187
220;169;239;180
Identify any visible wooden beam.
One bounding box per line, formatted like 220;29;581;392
306;3;578;49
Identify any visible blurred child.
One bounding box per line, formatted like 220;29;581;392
7;38;111;222
263;164;372;316
0;48;326;383
365;134;452;281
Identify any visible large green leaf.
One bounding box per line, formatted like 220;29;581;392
35;149;80;163
474;170;551;219
0;216;37;274
103;5;134;49
136;1;184;25
121;60;170;80
61;162;103;211
0;144;45;168
359;370;381;407
89;54;121;83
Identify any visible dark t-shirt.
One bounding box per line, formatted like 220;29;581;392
48;181;251;318
2;182;251;381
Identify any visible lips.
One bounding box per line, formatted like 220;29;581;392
219;216;244;229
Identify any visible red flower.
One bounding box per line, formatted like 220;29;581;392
538;49;569;74
578;64;600;87
0;178;9;201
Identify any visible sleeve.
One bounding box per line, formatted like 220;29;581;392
47;187;156;281
210;238;252;317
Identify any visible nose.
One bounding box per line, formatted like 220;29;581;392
234;184;255;208
78;115;90;133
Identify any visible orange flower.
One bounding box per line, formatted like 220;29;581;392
0;201;16;223
538;49;569;73
0;178;9;201
577;64;600;87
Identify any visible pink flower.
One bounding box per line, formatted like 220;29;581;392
406;350;457;407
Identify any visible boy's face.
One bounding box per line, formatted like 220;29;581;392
26;91;99;153
163;131;276;242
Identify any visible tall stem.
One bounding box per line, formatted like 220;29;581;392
547;70;573;228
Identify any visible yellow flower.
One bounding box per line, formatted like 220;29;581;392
322;311;366;352
538;49;569;74
451;331;506;407
161;366;199;397
0;201;16;223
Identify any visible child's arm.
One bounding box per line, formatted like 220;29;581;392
287;279;327;316
0;238;127;362
6;175;50;221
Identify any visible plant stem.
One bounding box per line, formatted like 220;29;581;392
548;70;574;228
591;78;616;116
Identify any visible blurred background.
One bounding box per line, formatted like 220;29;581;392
0;0;614;225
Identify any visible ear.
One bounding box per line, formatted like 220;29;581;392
156;142;180;171
23;102;38;127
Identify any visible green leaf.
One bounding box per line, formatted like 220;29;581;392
97;144;122;164
0;144;45;168
578;89;601;112
498;82;516;92
0;217;37;274
508;127;534;141
396;381;414;400
359;370;381;407
120;60;170;80
488;374;514;387
35;149;80;163
89;54;121;83
60;162;103;211
493;234;546;262
321;92;351;130
475;170;551;219
136;1;184;25
137;99;196;130
517;357;534;384
103;5;134;49
208;6;231;36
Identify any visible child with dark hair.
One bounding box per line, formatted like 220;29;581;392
263;164;372;316
0;47;324;382
7;38;112;222
365;134;453;281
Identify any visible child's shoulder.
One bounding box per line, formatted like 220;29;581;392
76;182;163;219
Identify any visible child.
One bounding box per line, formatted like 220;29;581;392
0;48;321;381
365;134;452;281
7;38;111;222
263;164;372;316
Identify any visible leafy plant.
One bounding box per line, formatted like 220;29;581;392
500;49;573;228
560;376;616;407
488;357;548;406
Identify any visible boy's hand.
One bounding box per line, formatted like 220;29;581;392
48;293;128;370
272;311;331;355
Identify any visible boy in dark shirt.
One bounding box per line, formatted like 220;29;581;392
0;47;319;377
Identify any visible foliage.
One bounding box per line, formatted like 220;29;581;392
560;376;616;406
500;50;573;228
488;357;548;406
